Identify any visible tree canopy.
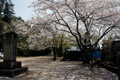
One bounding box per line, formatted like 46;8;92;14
30;0;120;62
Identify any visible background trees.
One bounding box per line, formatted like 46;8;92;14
27;18;73;59
0;0;14;51
31;0;120;62
0;0;31;55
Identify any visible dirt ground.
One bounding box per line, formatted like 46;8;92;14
0;56;118;80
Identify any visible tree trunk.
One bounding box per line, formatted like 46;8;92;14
81;50;90;64
57;47;63;57
53;47;57;61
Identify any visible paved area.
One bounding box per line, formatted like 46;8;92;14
0;56;118;80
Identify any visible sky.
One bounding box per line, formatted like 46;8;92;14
12;0;36;21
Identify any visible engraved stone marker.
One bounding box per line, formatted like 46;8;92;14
4;32;17;62
0;32;28;77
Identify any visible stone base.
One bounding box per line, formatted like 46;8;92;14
0;67;28;77
0;61;28;77
0;62;21;69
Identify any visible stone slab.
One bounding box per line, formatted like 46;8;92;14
0;67;28;77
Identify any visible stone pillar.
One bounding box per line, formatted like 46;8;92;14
0;32;28;77
4;32;17;62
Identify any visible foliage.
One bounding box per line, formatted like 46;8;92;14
3;0;14;24
14;17;31;55
0;0;14;51
17;48;50;56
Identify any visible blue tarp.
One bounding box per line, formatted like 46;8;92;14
92;51;101;58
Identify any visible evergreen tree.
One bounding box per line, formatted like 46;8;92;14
0;0;4;51
0;0;14;51
3;0;14;24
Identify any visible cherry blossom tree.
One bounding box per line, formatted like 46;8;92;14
27;18;72;60
2;18;30;52
31;0;120;62
3;18;29;35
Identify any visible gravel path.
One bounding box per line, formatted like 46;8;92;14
0;56;118;80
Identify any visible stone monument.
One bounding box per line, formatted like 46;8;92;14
0;32;28;77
